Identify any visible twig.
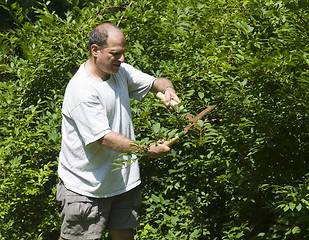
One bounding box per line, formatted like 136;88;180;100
117;1;133;26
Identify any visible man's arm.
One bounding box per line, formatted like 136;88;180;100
97;131;170;158
96;78;180;157
151;77;181;109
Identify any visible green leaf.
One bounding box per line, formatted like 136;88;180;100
289;202;296;211
198;91;204;99
236;21;254;34
292;226;301;235
197;120;203;127
152;122;160;134
296;203;302;211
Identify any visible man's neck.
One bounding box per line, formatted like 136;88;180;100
84;59;110;81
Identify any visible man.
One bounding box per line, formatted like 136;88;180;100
57;22;180;240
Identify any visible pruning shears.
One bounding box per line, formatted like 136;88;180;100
156;92;216;146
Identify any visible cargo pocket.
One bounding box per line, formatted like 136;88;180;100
65;196;99;223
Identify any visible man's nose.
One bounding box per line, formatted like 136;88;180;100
118;53;125;63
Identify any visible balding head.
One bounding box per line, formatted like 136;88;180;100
88;22;124;56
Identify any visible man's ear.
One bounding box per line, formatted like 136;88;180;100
90;44;101;57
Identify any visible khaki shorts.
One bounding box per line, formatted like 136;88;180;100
56;181;142;240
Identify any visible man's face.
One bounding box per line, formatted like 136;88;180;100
95;30;126;78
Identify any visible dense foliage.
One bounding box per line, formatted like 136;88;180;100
0;0;308;239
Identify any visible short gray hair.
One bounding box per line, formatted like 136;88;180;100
88;22;119;55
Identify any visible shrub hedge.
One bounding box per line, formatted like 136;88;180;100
0;0;308;239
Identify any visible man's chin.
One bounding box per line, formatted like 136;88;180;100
112;65;121;73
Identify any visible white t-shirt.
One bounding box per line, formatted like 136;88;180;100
58;62;155;198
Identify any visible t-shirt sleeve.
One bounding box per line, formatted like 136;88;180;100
70;94;111;146
120;63;156;101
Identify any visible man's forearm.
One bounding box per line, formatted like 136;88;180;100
150;77;174;93
97;131;171;158
97;132;138;153
151;77;180;108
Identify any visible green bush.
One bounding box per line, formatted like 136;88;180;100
0;0;308;239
